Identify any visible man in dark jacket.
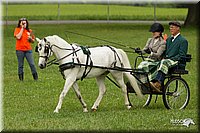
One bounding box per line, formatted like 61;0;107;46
151;21;188;92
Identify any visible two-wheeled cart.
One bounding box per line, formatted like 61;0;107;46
126;53;192;109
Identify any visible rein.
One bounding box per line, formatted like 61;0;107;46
47;48;81;67
39;43;81;67
65;30;135;50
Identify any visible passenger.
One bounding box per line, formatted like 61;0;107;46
150;21;188;92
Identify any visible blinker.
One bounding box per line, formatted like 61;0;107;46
35;46;39;53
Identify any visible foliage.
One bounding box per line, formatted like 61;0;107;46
3;23;198;132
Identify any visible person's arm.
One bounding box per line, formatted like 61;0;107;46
14;22;26;39
15;27;24;39
151;41;166;59
28;30;35;43
142;38;151;54
171;39;188;61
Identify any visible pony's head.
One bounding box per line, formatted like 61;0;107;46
36;37;53;69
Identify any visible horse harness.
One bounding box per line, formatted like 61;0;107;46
37;43;124;80
59;45;124;80
59;45;94;80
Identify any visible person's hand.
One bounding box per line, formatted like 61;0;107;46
21;21;27;28
134;47;141;54
144;48;151;54
22;24;27;28
28;36;34;43
163;34;168;41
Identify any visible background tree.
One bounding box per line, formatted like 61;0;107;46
184;2;199;26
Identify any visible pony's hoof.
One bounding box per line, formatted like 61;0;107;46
91;108;97;112
54;109;59;113
83;108;88;113
127;105;132;110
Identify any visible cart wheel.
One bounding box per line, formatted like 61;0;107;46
128;93;152;108
143;94;152;107
163;77;190;109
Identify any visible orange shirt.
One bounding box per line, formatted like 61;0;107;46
14;28;34;51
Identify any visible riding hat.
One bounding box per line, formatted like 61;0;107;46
149;23;164;33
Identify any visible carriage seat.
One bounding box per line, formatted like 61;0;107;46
168;54;192;75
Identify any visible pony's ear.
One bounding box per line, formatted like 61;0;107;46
36;38;41;42
44;37;47;42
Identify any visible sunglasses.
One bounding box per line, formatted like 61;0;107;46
20;18;27;21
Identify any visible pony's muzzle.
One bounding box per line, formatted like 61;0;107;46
39;63;46;69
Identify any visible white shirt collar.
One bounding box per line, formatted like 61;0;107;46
172;33;180;42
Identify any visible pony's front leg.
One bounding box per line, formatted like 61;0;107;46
72;82;88;112
54;77;76;113
91;75;106;111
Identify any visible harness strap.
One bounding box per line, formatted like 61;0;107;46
58;46;93;80
59;62;75;80
55;45;126;81
71;44;81;64
47;49;81;67
81;54;93;81
80;46;93;80
106;45;123;67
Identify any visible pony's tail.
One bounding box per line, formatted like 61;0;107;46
124;73;143;98
117;49;143;98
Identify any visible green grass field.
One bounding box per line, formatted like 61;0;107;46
3;4;188;21
3;23;198;132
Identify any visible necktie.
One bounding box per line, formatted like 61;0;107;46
171;37;174;42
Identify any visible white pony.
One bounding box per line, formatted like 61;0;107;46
36;35;143;113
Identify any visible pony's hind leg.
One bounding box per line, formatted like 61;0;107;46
91;75;107;111
72;82;88;112
111;72;131;109
54;76;76;113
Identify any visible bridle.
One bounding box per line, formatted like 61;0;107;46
36;42;52;62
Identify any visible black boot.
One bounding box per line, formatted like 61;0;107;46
18;74;24;81
32;73;38;81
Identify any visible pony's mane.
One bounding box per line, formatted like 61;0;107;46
46;35;70;47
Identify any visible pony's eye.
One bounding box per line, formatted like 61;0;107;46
39;44;42;50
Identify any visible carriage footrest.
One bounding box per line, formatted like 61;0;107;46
171;69;188;74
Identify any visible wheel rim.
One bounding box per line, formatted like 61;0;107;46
143;94;152;107
164;78;189;109
128;93;152;108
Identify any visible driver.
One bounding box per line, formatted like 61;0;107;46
134;23;166;92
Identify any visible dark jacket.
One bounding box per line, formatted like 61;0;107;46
165;34;188;68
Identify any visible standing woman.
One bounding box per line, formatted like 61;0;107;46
14;18;38;81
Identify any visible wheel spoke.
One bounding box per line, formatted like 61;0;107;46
163;77;190;109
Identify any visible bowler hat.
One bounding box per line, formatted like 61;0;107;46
169;21;181;28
